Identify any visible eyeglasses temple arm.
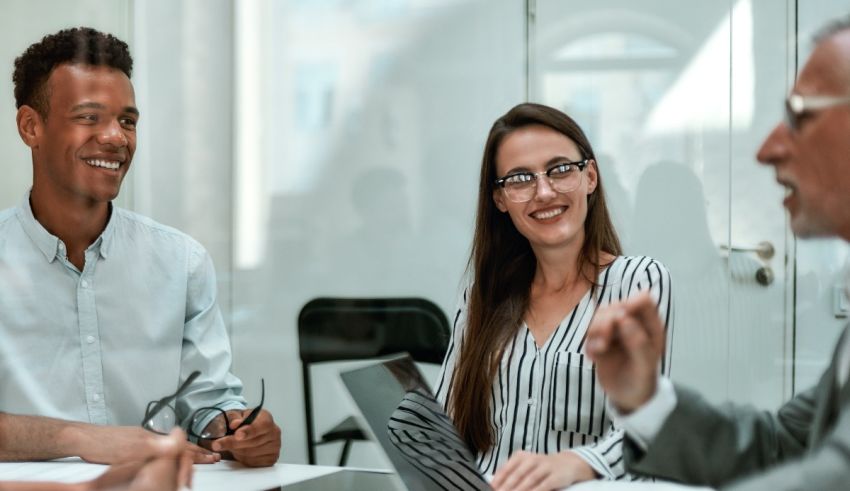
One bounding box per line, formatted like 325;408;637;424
142;370;202;426
239;379;265;427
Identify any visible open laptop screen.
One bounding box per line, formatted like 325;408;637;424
341;355;491;491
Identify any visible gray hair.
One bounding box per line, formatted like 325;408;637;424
814;15;850;44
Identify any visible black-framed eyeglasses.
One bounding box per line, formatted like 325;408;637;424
141;373;265;440
494;159;589;203
188;379;265;441
141;370;201;435
785;93;850;131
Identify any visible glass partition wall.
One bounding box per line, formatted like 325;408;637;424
1;0;847;467
531;0;795;409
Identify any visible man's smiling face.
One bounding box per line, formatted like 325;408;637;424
30;63;138;207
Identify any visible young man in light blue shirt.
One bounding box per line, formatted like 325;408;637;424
0;27;281;467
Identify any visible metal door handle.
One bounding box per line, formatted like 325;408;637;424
756;266;774;286
720;241;775;260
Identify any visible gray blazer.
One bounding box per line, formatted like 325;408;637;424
624;325;850;491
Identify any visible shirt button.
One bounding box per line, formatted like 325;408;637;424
86;335;95;344
527;398;536;406
92;393;101;402
81;280;89;288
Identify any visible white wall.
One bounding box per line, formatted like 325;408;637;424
0;1;132;209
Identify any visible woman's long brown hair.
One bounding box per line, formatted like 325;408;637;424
448;103;622;454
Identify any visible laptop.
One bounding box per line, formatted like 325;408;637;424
338;354;491;491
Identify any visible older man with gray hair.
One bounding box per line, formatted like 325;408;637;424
587;16;850;491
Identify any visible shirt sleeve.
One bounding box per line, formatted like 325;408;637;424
571;257;675;479
609;376;678;450
434;283;469;410
630;258;674;376
175;240;246;437
570;425;627;480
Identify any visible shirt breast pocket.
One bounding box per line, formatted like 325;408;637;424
549;352;609;437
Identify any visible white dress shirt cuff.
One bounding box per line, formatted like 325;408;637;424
570;447;617;480
608;377;677;450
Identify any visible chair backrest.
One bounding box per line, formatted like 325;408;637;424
298;297;451;464
298;297;450;365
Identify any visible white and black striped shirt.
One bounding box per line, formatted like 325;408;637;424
435;255;674;480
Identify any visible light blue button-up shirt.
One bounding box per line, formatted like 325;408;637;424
0;192;245;435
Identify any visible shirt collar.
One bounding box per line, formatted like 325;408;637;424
98;204;116;259
16;189;116;262
16;190;60;263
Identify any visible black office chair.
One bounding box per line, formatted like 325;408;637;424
298;297;450;466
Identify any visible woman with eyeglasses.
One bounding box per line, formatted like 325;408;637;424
434;103;673;490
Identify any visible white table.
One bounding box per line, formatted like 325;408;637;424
0;460;346;490
570;483;711;491
0;460;713;490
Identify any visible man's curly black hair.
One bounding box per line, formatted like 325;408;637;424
13;27;133;118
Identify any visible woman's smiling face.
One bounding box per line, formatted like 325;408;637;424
492;124;597;252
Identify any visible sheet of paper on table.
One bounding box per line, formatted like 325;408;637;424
0;459;344;490
570;480;714;491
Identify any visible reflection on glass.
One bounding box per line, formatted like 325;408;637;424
533;0;788;410
554;32;678;60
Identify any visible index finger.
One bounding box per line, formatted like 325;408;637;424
623;292;665;355
586;304;625;357
234;410;274;441
621;290;657;317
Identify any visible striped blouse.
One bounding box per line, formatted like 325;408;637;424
435;255;674;480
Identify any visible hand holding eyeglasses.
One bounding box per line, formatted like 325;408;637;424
189;378;281;467
142;373;281;467
208;407;282;467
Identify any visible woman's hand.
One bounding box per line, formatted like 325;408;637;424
491;450;596;491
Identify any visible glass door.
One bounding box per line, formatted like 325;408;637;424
529;0;794;408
